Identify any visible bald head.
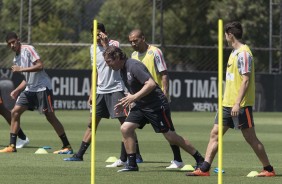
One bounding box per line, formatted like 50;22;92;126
129;29;143;38
128;29;147;53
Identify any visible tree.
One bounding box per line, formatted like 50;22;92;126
207;0;271;72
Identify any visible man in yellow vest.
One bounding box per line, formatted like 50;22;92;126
186;21;275;177
129;29;169;99
128;29;204;169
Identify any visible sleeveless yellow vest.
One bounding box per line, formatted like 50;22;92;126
131;45;163;90
222;45;255;107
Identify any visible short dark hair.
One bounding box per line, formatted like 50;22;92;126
90;23;106;34
5;32;18;42
103;46;127;61
224;21;243;39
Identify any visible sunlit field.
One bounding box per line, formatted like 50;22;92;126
0;111;281;184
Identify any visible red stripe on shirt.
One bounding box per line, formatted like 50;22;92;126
109;40;119;47
156;49;167;70
22;45;39;60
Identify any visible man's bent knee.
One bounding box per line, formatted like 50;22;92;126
120;122;137;135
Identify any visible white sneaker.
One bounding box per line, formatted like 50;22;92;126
106;159;126;168
16;137;30;148
166;160;184;169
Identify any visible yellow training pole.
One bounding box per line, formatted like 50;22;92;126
91;19;98;184
218;19;223;184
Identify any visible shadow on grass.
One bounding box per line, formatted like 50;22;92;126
0;145;52;149
140;169;188;173
142;161;170;164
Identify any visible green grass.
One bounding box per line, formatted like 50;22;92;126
0;111;282;184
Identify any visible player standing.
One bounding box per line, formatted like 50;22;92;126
103;46;204;172
64;23;143;166
186;21;275;177
128;29;201;169
0;32;72;154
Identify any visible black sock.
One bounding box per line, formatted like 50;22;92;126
193;150;204;163
76;141;90;158
17;128;26;140
127;153;137;167
59;133;71;148
170;144;182;162
10;133;17;147
120;142;127;162
264;165;274;172
136;140;141;155
200;161;211;172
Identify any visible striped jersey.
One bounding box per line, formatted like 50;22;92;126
13;45;52;92
223;44;255;107
131;45;167;90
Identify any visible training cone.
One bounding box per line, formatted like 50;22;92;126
105;156;118;163
247;171;259;177
35;148;48;154
180;165;195;171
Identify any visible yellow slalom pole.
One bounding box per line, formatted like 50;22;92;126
91;19;98;184
218;19;223;184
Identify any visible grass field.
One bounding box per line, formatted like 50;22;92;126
0;111;281;184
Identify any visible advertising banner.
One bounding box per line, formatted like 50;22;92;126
0;68;280;112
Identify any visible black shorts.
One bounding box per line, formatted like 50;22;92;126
95;91;127;119
16;89;54;113
125;106;175;133
214;106;254;130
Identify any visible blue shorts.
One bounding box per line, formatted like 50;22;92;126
125;106;175;133
215;106;254;129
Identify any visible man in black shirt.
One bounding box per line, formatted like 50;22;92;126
103;46;204;172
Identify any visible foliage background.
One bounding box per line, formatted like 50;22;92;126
0;0;280;72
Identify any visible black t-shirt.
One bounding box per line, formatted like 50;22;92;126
120;58;168;111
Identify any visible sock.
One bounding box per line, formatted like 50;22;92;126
17;128;26;140
76;141;90;158
136;140;141;155
127;153;137;167
193;150;204;163
10;133;17;147
200;161;211;172
120;142;127;162
59;133;71;148
170;144;182;162
264;165;274;172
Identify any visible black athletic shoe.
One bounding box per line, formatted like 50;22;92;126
117;165;139;172
136;154;143;163
194;161;204;170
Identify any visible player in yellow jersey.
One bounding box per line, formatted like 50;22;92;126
128;29;204;169
129;29;169;100
186;21;275;177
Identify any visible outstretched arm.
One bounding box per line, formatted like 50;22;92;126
114;78;156;112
